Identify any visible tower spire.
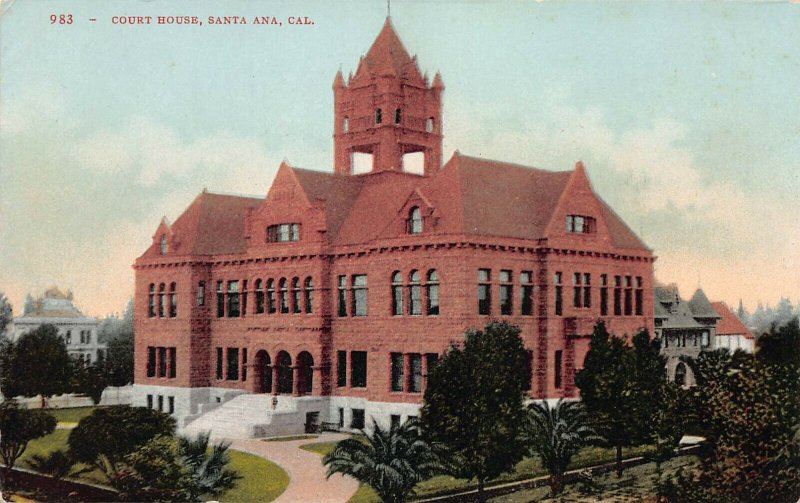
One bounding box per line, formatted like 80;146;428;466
387;0;391;18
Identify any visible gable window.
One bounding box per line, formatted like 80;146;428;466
394;108;401;124
352;274;368;316
337;276;347;317
148;284;156;318
267;223;300;243
521;271;534;316
426;269;439;316
375;108;382;125
279;278;289;314
566;215;596;234
159;235;167;255
499;270;512;315
407;207;422;234
169;282;177;318
391;272;403;316
390;352;404;392
255;279;264;314
478;269;491;315
409;270;421;315
554;272;563;316
197;281;205;307
351;351;367;388
292;277;302;314
304;277;313;313
227;281;241;318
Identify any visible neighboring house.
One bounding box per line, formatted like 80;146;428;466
132;18;655;437
653;285;720;386
9;287;106;364
712;301;755;353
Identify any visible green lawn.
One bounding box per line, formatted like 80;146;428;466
298;439;657;502
18;421;290;502
47;406;103;424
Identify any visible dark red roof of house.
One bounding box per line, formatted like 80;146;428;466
712;302;754;339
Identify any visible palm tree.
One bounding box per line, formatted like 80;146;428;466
323;417;444;503
178;432;240;500
524;399;597;496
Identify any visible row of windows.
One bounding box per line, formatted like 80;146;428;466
392;270;439;316
390;352;439;392
146;346;177;378
336;350;368;388
337;275;368;317
554;272;644;317
342;111;434;132
216;347;249;382
146;394;175;414
147;283;177;318
211;277;314;318
477;269;535;316
663;331;710;348
62;329;95;346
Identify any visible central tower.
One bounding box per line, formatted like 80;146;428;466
333;18;444;176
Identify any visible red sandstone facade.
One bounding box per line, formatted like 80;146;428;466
133;19;654;433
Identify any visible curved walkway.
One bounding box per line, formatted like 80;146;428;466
230;434;359;503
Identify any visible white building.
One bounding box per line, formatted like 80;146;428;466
9;287;106;364
711;301;755;353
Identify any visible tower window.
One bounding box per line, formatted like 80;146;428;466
197;281;205;307
343;117;349;132
159;235;167;255
375;108;382;125
394;108;401;124
304;277;314;314
407;207;423;234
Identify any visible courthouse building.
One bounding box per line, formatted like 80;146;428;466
132;19;655;437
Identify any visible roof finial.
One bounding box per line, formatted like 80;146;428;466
387;0;391;18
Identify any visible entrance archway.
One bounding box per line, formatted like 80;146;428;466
297;351;314;395
254;350;271;393
675;362;687;386
276;351;293;394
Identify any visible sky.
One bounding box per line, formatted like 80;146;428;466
1;0;798;317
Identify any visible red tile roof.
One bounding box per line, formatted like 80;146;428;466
712;302;754;339
354;18;422;82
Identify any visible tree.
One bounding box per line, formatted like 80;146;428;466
421;321;529;502
68;405;176;484
0;400;56;479
0;292;12;335
104;329;134;387
178;431;240;500
22;294;35;316
524;400;597;496
71;358;109;404
324;418;442;503
757;317;800;368
1;324;72;407
26;449;89;481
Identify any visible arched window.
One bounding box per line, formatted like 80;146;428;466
158;283;166;318
279;278;289;314
394;108;401;124
407;207;422;234
375;108;382;124
291;277;301;314
276;351;293;394
426;270;439;315
169;282;177;318
159;235;167;255
675;362;687;386
148;284;156;317
409;270;421;315
426;117;434;133
343;116;349;132
266;279;276;314
254;279;264;314
304;277;313;313
391;271;403;316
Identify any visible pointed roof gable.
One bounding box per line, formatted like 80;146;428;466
689;289;721;318
711;302;754;339
357;18;422;80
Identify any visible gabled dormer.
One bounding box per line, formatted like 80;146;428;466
397;188;437;236
152;217;176;256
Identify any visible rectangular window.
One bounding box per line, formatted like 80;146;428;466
566;215;596;234
600;274;608;316
267;223;301;243
157;395;163;412
499;269;512;315
351;408;365;429
216;281;224;318
148;285;156;318
146;394;153;409
624;275;632;316
146;346;156;377
408;353;422;393
350;351;367;388
573;272;582;308
352;274;368;316
168;347;176;378
241;280;248;316
168;396;175;414
226;348;239;381
520;271;533;316
583;273;591;308
158;347;167;377
242;348;248;382
337;275;347;317
390;352;404;392
701;331;709;347
227;281;240;318
197;281;205;307
425;353;438;380
338;408;345;428
554;350;563;389
478;269;491;315
390;414;401;430
635;276;643;315
216;347;223;380
554;272;563;316
613;276;622;316
337;351;347;387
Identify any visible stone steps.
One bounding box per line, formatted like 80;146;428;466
182;393;301;439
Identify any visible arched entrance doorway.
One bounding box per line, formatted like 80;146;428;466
254;350;271;393
297;351;314;395
675;362;687;386
276;351;293;394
